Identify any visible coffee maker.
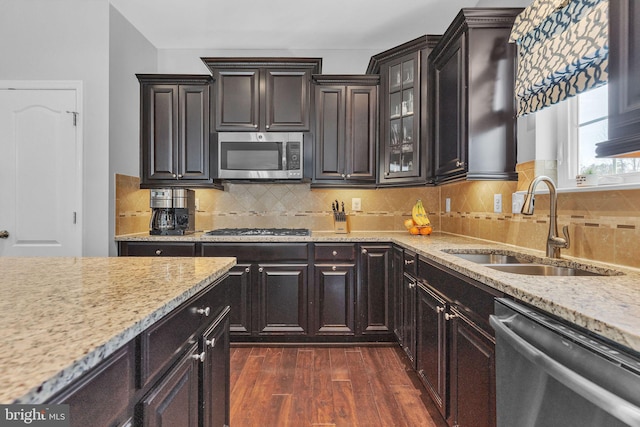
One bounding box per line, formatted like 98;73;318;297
149;189;195;235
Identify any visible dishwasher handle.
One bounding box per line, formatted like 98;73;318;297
490;315;640;426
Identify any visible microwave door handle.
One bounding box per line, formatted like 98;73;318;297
282;140;287;170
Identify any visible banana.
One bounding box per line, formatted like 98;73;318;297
412;200;430;226
418;200;431;225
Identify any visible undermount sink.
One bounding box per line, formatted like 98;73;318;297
443;249;622;277
487;264;603;276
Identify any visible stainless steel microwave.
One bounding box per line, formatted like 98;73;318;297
217;132;303;180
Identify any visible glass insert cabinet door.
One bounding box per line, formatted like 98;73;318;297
384;55;419;178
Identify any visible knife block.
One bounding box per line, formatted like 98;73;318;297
333;214;349;234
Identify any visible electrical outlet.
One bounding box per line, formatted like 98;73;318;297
512;193;525;214
494;194;502;213
195;198;200;211
352;198;362;211
445;198;451;213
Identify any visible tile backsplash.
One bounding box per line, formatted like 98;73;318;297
115;169;640;269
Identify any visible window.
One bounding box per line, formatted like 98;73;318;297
556;84;640;188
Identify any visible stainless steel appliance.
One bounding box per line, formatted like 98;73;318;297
205;228;310;237
217;132;303;180
149;188;195;235
491;298;640;427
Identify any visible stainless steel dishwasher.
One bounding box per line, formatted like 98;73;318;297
490;298;640;427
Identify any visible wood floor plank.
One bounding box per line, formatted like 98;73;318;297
391;384;440;427
230;355;265;424
288;349;315;426
273;346;298;394
229;346;252;391
312;347;335;425
329;347;349;381
243;347;284;423
331;380;359;427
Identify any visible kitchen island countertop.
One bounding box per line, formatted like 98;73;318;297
0;256;236;404
117;231;640;355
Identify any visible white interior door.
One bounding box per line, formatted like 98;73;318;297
0;84;82;256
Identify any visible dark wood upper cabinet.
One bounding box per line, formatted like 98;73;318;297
201;58;322;132
368;36;440;186
137;74;216;189
312;75;378;186
430;9;522;184
596;0;640;157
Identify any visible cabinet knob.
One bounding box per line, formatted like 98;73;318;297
385;171;390;176
266;125;270;129
332;266;337;271
409;281;416;289
259;267;264;273
0;230;9;239
445;312;458;321
172;173;177;178
178;174;183;178
346;174;351;179
192;351;206;362
155;249;163;256
436;306;445;313
341;174;346;178
253;124;258;128
245;267;250;273
196;307;211;317
361;248;368;254
206;338;216;348
332;250;338;256
404;259;414;265
456;161;465;168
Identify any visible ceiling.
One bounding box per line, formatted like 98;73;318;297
109;0;485;51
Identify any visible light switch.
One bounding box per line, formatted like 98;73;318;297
352;198;362;211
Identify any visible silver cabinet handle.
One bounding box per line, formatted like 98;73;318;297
206;338;216;348
404;259;414;265
259;267;264;273
346;174;351;178
266;124;270;129
341;173;346;178
445;313;458;321
178;174;183;178
0;230;9;239
332;250;338;256
172;173;177;178
361;248;368;254
192;351;206;362
253;124;258;128
196;307;211;316
456;161;465;168
332;266;337;271
245;267;250;273
155;249;163;255
436;306;445;313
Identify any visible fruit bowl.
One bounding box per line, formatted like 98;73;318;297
408;225;432;235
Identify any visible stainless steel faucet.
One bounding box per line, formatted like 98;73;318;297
521;175;570;258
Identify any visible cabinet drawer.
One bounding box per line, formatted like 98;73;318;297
201;243;308;261
314;243;356;261
120;242;197;257
139;278;226;387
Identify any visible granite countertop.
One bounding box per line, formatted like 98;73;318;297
0;256;236;404
117;231;640;354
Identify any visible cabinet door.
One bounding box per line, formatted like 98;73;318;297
380;53;421;183
202;308;230;427
345;86;377;181
214;70;260;131
433;36;466;183
139;344;199;427
314;85;346;180
178;84;210;181
314;263;356;336
401;272;417;365
255;264;308;335
142;84;178;182
358;244;392;335
449;308;496;427
416;284;447;418
226;264;252;336
265;69;311;131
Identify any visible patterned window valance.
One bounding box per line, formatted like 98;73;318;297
510;0;608;116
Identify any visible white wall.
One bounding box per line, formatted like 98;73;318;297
109;5;157;255
0;0;110;256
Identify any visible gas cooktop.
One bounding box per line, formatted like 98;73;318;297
205;228;311;237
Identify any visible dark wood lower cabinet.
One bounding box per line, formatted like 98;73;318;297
226;264;252;335
201;308;231;427
358;244;393;336
314;263;356;336
139;344;200;427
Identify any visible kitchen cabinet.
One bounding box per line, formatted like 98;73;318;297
417;255;503;427
137;74;216;188
430;9;521;184
358;244;393;336
202;58;322;132
117;241;197;257
400;250;417;366
367;35;440;186
312;75;378;186
313;243;357;336
49;276;230;427
596;0;640;157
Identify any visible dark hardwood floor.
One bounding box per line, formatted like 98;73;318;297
230;345;447;426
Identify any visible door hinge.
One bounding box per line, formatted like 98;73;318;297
73;211;77;224
66;111;78;126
